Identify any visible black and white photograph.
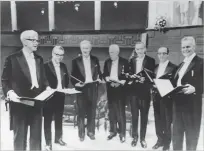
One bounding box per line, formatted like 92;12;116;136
0;0;203;150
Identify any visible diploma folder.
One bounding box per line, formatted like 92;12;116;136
153;79;187;98
19;88;81;103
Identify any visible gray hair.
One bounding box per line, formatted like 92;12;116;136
135;41;146;48
80;40;92;48
52;45;64;53
109;44;120;53
181;36;196;46
20;30;38;42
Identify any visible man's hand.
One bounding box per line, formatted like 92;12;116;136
119;80;126;85
46;86;52;90
110;82;120;88
7;90;20;102
139;77;145;83
182;84;195;94
75;82;85;87
105;76;110;82
96;78;102;84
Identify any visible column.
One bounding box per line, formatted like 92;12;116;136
48;1;55;31
94;1;101;30
10;1;17;31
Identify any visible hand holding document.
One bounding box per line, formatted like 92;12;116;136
56;88;81;94
153;79;188;97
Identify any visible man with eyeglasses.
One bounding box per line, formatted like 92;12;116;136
71;40;102;141
171;36;203;150
43;46;69;150
152;47;177;151
128;42;155;148
1;30;50;150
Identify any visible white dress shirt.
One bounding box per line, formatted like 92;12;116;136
83;56;93;83
136;56;145;74
23;49;39;89
177;53;196;86
156;60;169;78
52;60;62;89
110;58;119;81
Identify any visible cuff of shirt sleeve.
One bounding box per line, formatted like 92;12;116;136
7;90;14;98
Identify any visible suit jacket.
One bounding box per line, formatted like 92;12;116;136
172;55;203;99
153;61;177;101
71;55;102;86
1;50;48;98
1;50;49;130
128;55;155;99
103;57;129;81
44;60;69;89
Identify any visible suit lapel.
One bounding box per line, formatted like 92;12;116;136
16;51;31;83
163;62;172;75
48;61;57;77
107;59;111;74
184;56;196;76
133;59;136;74
142;56;147;69
90;56;96;77
77;57;85;77
118;57;122;76
154;65;159;75
60;63;64;82
34;54;40;82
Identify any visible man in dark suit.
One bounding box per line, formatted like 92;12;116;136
152;47;177;151
128;42;155;148
103;44;128;143
1;30;50;150
71;40;102;141
43;46;69;150
171;36;203;150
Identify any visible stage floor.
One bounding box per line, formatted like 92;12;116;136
1;100;203;150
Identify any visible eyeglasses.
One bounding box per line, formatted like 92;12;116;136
54;53;64;57
157;52;168;55
26;39;40;43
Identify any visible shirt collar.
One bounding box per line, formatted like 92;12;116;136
52;59;60;67
183;53;196;63
136;55;145;61
159;60;169;66
22;48;34;58
83;56;90;60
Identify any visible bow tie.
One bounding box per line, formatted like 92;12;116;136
53;63;60;67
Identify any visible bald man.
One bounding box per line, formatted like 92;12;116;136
152;47;176;151
43;46;69;150
103;44;128;143
1;30;50;150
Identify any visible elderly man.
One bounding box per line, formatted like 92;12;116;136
128;42;155;148
152;47;177;151
172;36;203;150
71;40;102;141
1;30;50;150
43;46;69;150
103;44;128;143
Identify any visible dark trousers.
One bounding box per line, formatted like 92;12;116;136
172;95;202;150
43;93;65;145
107;86;126;137
76;83;98;137
130;95;150;141
11;103;42;150
153;95;173;147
